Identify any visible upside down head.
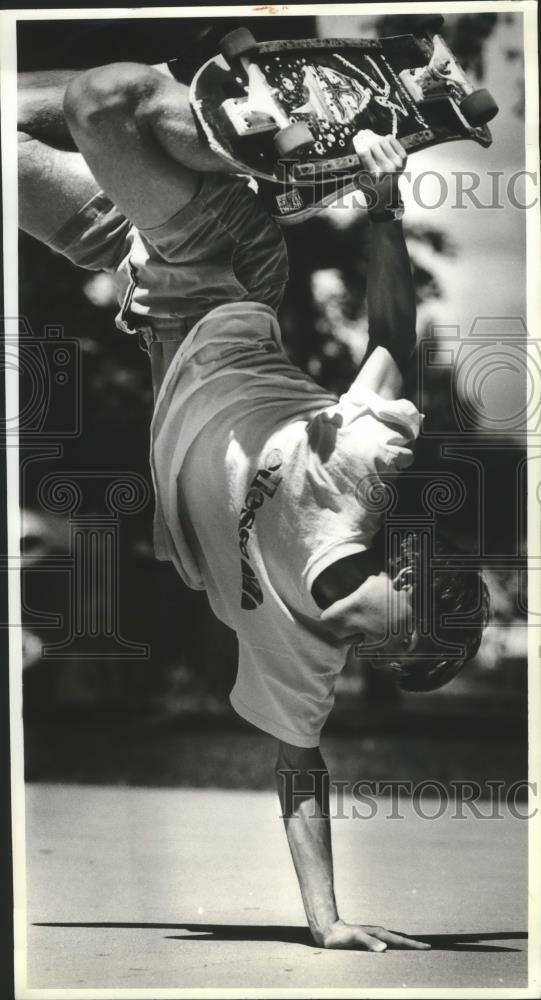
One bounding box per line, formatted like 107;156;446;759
387;531;490;692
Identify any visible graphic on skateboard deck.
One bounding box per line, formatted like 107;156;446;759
189;18;498;223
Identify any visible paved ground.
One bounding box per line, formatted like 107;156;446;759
23;784;528;993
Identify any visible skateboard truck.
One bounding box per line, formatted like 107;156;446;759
222;60;290;135
221;95;279;138
219;28;315;158
400;34;498;126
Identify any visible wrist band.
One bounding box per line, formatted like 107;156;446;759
369;200;405;223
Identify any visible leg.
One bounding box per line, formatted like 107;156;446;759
18;66;177;149
63;63;234;230
18;131;100;244
62;63;288;401
18;61;207;242
18;70;81;148
19;129;132;279
18;69;103;242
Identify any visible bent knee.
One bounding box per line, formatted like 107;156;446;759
64;63;158;132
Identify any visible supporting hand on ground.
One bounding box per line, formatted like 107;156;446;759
318;918;431;952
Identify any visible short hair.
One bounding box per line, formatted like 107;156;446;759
388;532;490;692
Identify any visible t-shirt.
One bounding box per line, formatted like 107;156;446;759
151;301;422;747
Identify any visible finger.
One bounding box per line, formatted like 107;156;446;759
353;131;385;176
369;927;431;950
351;930;387;952
353;128;379;157
389;135;408;163
378;137;404;172
359;148;383;183
369;143;395;174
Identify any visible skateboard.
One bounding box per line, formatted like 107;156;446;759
189;16;498;223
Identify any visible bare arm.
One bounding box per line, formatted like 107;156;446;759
310;141;416;608
275;741;339;944
275;741;430;951
350;135;417;400
354;220;417;399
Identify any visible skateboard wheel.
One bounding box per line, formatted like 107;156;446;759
220;28;257;64
413;14;445;38
274;122;314;157
460;89;499;126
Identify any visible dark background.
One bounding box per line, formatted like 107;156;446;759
16;11;527;791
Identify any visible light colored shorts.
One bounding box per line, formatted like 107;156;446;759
49;172;289;350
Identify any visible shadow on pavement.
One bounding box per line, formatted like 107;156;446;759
415;931;526;953
34;923;526;951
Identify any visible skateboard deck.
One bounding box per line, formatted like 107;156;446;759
189;24;498;223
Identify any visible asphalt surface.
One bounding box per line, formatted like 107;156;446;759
24;784;528;992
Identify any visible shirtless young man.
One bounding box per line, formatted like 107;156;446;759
19;60;488;952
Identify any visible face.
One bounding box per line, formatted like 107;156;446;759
353;569;418;674
366;630;419;674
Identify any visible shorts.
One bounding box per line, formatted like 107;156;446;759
48;173;289;348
